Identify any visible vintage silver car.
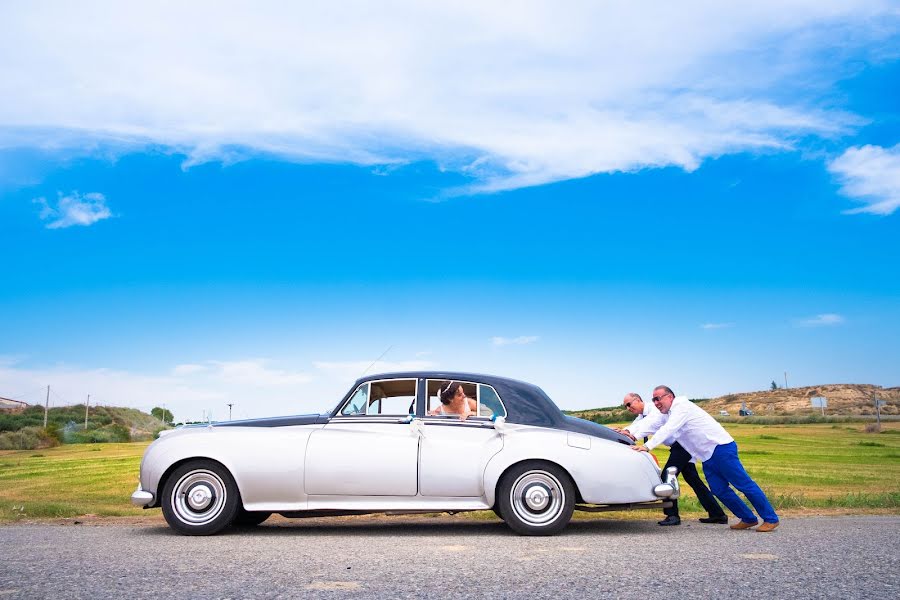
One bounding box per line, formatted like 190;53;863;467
132;372;679;535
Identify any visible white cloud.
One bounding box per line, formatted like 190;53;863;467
171;364;206;376
33;191;112;229
829;144;900;215
700;323;734;330
797;313;845;327
0;2;892;192
0;357;317;422
209;359;312;386
491;336;539;347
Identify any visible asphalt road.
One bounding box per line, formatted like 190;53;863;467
1;515;897;599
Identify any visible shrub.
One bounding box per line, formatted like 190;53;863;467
864;423;881;433
67;424;131;444
0;427;60;450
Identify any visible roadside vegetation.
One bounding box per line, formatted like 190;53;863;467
0;405;169;450
0;422;897;523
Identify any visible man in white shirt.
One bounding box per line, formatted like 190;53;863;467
633;385;780;532
616;392;726;526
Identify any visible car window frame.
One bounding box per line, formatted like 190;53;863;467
424;379;507;420
337;377;419;417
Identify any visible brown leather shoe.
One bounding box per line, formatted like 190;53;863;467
756;521;779;532
730;520;759;530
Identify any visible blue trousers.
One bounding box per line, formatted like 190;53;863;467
702;442;779;524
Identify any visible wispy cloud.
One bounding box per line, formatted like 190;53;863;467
829;144;900;215
797;313;845;327
208;359;312;386
171;364;206;376
700;322;734;330
33;191;112;229
1;2;891;192
491;336;539;347
0;357;317;421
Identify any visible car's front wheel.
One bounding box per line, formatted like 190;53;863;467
497;461;575;536
161;460;240;535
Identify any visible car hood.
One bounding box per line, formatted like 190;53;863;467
559;415;634;445
210;413;328;428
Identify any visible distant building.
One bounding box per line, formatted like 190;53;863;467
0;397;28;413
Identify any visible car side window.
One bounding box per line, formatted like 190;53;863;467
425;379;506;419
340;379;416;416
341;384;369;415
477;384;507;418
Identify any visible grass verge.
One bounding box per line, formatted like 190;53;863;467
1;423;898;523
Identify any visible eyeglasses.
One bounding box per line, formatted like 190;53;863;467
624;401;634;409
652;393;671;403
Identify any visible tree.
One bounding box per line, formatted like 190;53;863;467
770;380;778;390
151;407;174;424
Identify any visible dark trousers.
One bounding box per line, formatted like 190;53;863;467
663;442;726;519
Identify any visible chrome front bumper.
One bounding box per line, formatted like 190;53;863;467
131;483;155;507
653;466;681;499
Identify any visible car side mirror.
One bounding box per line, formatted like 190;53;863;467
492;416;506;432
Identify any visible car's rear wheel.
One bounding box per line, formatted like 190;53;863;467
233;508;272;528
161;460;240;535
497;461;575;536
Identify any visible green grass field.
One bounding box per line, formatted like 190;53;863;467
1;423;898;522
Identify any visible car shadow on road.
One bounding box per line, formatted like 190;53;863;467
131;515;668;538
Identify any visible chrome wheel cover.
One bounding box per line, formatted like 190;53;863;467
170;469;228;526
509;470;565;527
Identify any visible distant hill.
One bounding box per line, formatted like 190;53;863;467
700;383;899;417
567;383;899;423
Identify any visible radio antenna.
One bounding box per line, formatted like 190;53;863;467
360;345;392;377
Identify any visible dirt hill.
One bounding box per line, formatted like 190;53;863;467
701;383;899;417
568;383;898;424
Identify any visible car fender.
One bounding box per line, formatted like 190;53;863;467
483;425;661;506
140;425;319;510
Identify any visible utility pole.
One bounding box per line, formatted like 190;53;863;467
227;403;233;421
784;371;788;389
161;403;168;425
875;397;882;427
43;385;50;428
84;394;90;429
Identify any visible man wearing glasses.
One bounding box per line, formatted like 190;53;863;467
633;385;780;532
616;392;726;526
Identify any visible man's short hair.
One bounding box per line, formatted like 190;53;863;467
624;392;642;402
653;385;675;397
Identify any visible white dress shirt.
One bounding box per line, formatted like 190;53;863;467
624;401;666;440
645;396;734;462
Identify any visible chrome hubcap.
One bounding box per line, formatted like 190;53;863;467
171;470;227;526
525;486;550;511
187;484;214;511
510;470;565;527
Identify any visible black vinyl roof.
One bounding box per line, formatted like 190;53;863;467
342;371;632;445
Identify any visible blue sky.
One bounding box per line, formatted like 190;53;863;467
1;3;898;420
